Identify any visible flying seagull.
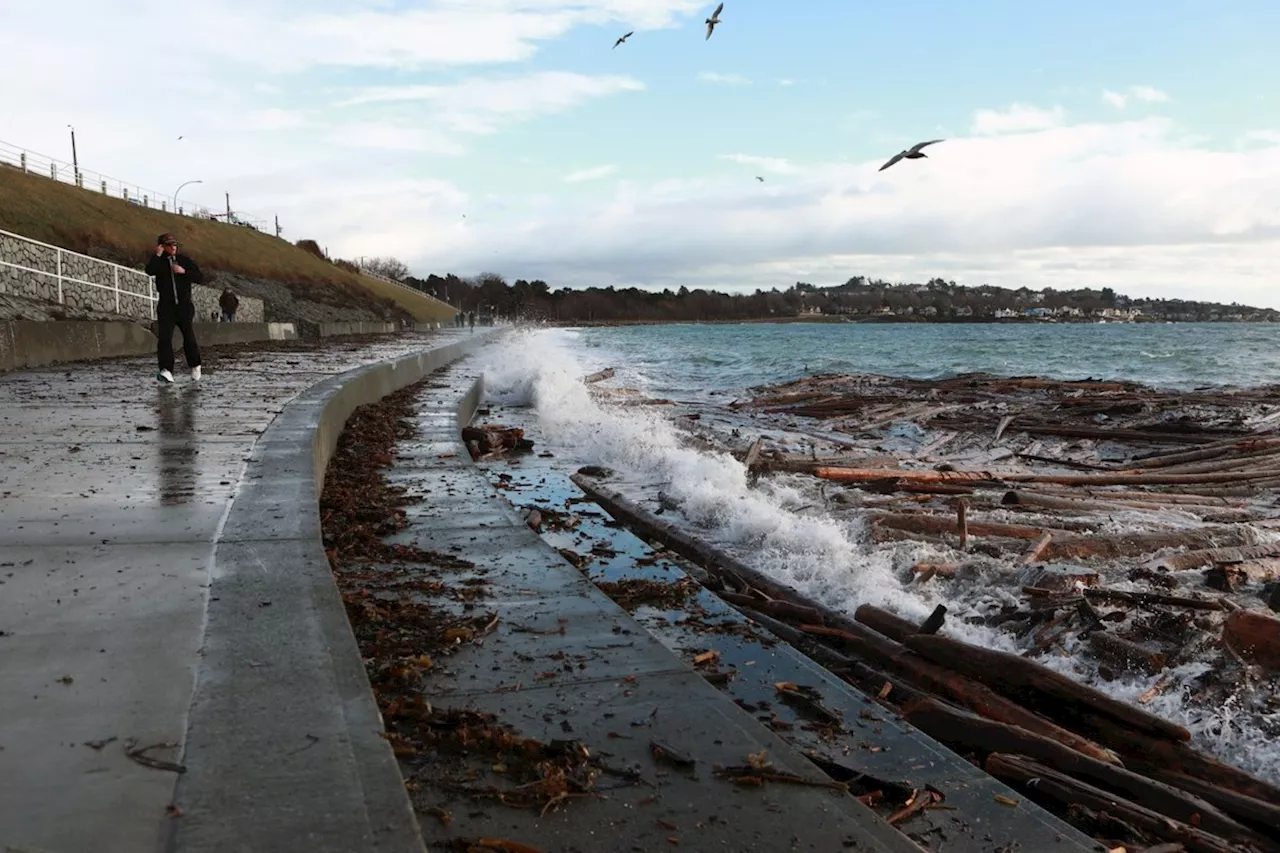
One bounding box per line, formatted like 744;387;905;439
705;2;724;40
613;31;633;49
878;139;944;172
756;176;764;182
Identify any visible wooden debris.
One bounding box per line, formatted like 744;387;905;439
985;753;1251;853
582;367;616;385
1088;632;1168;676
1222;609;1280;669
902;634;1191;742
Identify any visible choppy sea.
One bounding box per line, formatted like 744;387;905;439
477;322;1280;784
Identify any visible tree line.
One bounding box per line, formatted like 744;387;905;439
344;255;1277;324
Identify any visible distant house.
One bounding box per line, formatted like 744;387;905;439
1025;307;1051;317
955;305;974;317
994;308;1019;318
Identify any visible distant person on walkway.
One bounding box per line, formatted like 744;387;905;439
468;311;475;333
146;233;204;383
219;287;239;322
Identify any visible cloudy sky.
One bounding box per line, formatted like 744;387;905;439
4;0;1280;304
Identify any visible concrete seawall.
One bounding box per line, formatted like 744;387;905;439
0;319;154;370
152;321;298;347
170;333;496;852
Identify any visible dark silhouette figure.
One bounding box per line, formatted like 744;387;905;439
614;31;633;48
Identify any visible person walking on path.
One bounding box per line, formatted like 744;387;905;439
145;233;204;383
219;286;239;322
468;310;476;333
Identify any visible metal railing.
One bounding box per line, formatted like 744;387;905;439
358;267;457;313
0;139;270;232
0;227;158;320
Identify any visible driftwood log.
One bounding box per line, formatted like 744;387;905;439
902;699;1273;850
901;634;1190;742
985;754;1251;853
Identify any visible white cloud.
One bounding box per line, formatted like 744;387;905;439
565;165;618;183
191;0;707;71
698;71;750;85
336;72;644;134
407;113;1280;308
1102;90;1129;109
971;103;1067;135
719;154;800;175
1102;84;1172;109
777;78;797;87
1131;85;1171;103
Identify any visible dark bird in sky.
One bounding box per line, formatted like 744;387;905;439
756;176;764;182
878;139;944;171
613;31;633;49
177;136;184;140
705;3;724;40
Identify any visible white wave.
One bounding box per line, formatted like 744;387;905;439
479;328;1280;786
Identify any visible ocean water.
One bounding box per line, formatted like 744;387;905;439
478;323;1280;784
569;321;1280;397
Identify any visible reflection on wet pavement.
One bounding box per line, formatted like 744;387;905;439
156;386;198;505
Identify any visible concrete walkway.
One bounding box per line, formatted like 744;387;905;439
0;330;486;853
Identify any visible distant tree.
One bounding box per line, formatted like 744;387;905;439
360;256;411;280
295;239;326;259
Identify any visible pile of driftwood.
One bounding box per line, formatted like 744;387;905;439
572;470;1280;853
462;423;534;461
724;373;1280;662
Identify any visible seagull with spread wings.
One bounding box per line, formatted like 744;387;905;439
613;31;633;49
878;139;944;172
705;3;724;40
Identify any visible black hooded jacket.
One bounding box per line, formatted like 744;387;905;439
145;252;205;308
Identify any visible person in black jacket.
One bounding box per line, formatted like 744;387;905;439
145;233;204;383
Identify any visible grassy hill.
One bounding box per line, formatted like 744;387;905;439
0;165;454;323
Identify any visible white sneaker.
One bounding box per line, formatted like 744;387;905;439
157;369;175;383
191;365;202;381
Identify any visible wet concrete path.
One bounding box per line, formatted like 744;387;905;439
0;331;477;853
382;362;1104;852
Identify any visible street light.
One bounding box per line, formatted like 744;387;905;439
174;179;202;215
67;125;78;184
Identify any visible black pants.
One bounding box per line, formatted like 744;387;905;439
157;300;201;372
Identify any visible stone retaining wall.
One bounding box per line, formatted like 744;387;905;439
0;231;263;322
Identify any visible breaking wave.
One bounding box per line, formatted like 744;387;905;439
479;326;1280;785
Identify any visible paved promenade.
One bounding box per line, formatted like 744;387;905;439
0;330;480;853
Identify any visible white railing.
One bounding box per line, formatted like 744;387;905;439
358;268;457;312
0;227;158;320
0;139;270;232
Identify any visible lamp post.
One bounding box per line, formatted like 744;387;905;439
174;179;202;215
67;125;79;184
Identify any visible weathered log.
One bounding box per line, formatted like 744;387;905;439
1029;486;1241;507
814;465;1280;487
899;481;977;496
1151;771;1280;838
1070;709;1280;805
919;604;947;635
719;591;825;626
795;623;1121;764
1002;489;1221;516
581;366;616;384
909;562;958;583
1127;437;1280;470
985;754;1248;853
741;436;765;471
1222;609;1280;669
853;604;920;643
1045;529;1257;562
955;498;969;548
902;634;1190;742
1088;631;1167;675
1083;587;1224;612
903;699;1267;849
1020;531;1054;565
1154;545;1280;572
870;512;1070;541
